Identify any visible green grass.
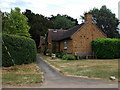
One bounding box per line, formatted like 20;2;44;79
41;55;119;80
2;74;42;84
2;63;43;85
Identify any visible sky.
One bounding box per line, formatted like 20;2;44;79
0;0;120;24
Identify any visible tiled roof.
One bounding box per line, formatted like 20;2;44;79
48;29;67;41
48;23;84;41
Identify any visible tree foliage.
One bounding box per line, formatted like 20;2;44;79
23;9;52;47
24;10;79;47
81;5;119;38
49;14;78;29
2;7;30;37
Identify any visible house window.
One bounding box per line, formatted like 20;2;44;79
64;41;67;49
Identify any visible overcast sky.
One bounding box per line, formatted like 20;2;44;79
0;0;119;23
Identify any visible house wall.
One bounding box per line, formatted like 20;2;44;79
71;23;106;54
48;32;52;54
39;37;45;52
60;40;73;54
48;23;106;55
40;45;45;52
47;14;107;55
52;42;60;53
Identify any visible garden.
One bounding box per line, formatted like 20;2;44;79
2;8;43;86
40;38;120;81
41;55;119;81
2;63;43;86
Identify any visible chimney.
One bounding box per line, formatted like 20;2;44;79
85;13;93;23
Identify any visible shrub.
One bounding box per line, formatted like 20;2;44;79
62;54;76;60
56;53;63;58
92;38;120;59
2;34;37;67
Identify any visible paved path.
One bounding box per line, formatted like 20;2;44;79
36;55;118;88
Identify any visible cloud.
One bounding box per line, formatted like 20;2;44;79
0;0;119;23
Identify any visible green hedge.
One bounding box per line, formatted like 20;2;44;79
62;54;76;60
92;38;120;59
2;34;37;67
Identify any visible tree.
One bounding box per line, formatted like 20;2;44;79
49;14;78;29
0;10;2;38
81;5;119;38
23;9;52;47
2;7;30;37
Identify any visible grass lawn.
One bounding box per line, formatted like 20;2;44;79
41;55;119;81
2;63;43;85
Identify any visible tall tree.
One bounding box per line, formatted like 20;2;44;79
23;9;52;47
81;5;119;38
2;7;30;37
49;14;78;29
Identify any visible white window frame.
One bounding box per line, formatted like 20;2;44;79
64;41;67;49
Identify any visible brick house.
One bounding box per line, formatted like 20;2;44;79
39;36;45;52
40;13;107;56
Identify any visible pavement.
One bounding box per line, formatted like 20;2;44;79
36;54;118;88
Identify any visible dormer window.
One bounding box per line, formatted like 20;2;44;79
64;41;67;49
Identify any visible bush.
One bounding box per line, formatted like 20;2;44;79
56;53;63;58
2;34;37;67
92;38;120;59
62;54;76;60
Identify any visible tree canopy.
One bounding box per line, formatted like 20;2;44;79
23;9;52;47
49;14;78;29
2;7;30;37
24;10;78;47
81;5;120;38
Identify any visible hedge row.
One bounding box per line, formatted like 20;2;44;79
2;34;37;67
92;38;120;59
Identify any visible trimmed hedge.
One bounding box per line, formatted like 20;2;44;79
2;34;37;67
62;54;76;60
92;38;120;59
